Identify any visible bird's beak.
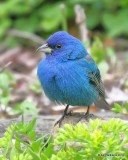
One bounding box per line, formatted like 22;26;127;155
36;43;53;54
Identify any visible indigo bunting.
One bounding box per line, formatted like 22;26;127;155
37;31;108;124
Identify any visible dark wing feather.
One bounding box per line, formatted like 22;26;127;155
89;69;110;109
85;54;105;97
85;54;109;109
88;69;105;98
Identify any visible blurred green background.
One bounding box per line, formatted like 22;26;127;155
0;2;128;159
1;0;128;47
0;0;128;117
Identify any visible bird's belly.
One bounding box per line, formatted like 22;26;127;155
38;62;99;106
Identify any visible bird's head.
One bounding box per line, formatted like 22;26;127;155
37;31;88;61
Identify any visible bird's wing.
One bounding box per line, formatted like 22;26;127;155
89;69;110;109
88;69;105;98
85;54;105;98
85;54;110;109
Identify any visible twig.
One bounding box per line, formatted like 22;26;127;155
60;3;68;31
0;61;12;73
74;5;89;43
119;72;128;88
8;29;44;44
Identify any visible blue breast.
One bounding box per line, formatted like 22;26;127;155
37;58;99;107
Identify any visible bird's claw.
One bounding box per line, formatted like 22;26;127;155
77;113;94;122
68;110;73;115
54;115;65;127
54;110;73;127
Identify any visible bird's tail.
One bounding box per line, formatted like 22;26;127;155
94;98;110;110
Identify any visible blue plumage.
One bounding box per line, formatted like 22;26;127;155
37;31;107;111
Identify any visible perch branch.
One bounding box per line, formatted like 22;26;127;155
119;72;128;88
74;4;89;43
0;61;12;73
8;29;44;44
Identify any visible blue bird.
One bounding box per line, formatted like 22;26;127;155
37;31;109;125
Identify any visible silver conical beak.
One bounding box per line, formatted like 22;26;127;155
36;43;53;54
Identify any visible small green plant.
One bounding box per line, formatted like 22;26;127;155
10;100;38;116
0;116;55;160
0;71;15;111
0;118;128;159
53;119;128;160
90;37;117;75
1;0;128;47
112;103;128;114
29;80;42;94
91;37;106;64
0;70;39;116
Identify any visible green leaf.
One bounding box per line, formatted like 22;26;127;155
27;147;40;160
106;47;117;65
86;9;101;29
98;61;109;76
31;136;44;152
111;103;123;113
0;18;12;37
3;141;12;157
43;143;55;158
28;130;36;141
10;101;38;115
102;9;128;36
125;103;128;112
29;80;41;93
15;139;22;152
0;72;11;90
40;153;48;160
41;4;62;31
10;147;17;160
15;117;36;135
15;17;38;32
25;118;37;133
91;37;106;64
0;96;10;107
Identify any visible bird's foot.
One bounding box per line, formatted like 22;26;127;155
77;112;94;122
68;110;73;116
54;114;65;127
54;110;73;127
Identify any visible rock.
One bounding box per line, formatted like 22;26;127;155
0;111;128;137
0;115;57;137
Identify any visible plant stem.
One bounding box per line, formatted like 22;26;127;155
60;3;68;31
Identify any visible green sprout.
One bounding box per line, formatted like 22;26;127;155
112;103;128;114
0;118;128;159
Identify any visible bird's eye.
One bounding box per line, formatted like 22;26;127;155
55;44;62;49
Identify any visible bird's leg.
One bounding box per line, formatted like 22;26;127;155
63;104;70;116
85;106;90;116
54;104;70;127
